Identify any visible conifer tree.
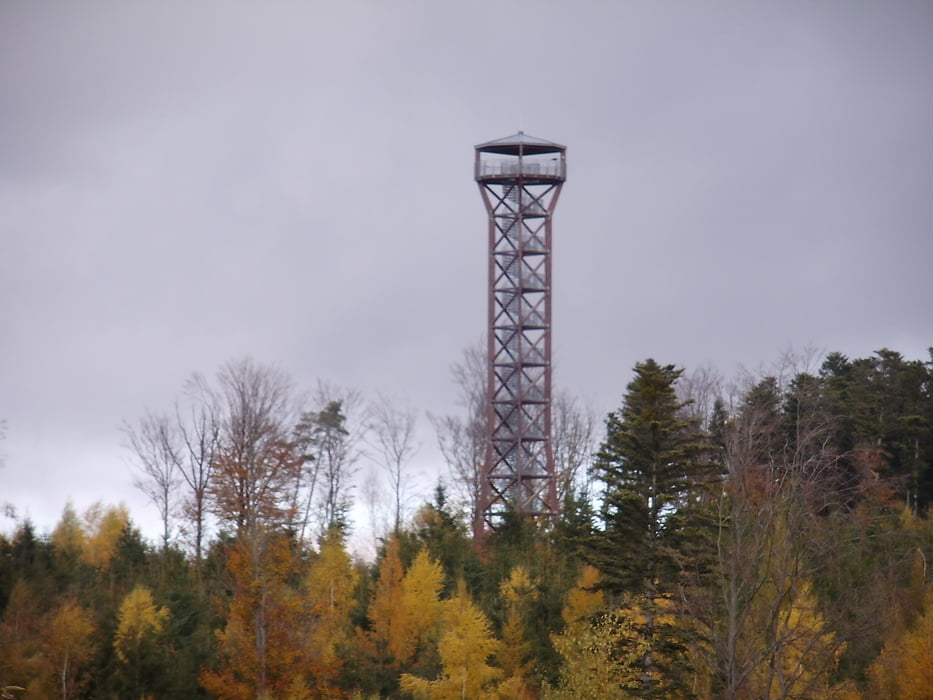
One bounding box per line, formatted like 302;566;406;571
587;360;715;594
497;566;538;699
303;528;360;697
368;534;411;666
114;584;169;698
400;581;502;700
584;359;717;698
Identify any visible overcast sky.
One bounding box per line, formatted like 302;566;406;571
2;1;931;544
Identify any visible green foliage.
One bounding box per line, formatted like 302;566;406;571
586;359;718;599
579;359;718;697
408;492;482;596
0;348;930;698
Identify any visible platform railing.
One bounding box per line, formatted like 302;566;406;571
476;159;565;180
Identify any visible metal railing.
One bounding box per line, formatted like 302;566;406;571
476;159;565;180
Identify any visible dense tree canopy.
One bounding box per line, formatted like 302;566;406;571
0;349;930;699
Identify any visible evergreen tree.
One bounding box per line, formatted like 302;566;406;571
584;359;717;698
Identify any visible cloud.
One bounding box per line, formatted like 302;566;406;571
2;0;930;540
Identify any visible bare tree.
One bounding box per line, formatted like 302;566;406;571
209;358;303;536
1;419;14;521
359;464;385;559
433;341;600;526
677;362;725;428
430;341;487;525
175;377;220;562
706;360;852;700
125;375;220;560
124;412;180;551
367;393;419;534
551;389;598;502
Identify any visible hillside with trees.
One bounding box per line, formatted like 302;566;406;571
1;348;931;699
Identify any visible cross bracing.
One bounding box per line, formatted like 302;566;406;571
474;132;566;539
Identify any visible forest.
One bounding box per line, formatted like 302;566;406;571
1;347;932;699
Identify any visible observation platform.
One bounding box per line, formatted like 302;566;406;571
475;130;566;184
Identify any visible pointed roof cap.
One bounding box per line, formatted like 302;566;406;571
475;130;566;155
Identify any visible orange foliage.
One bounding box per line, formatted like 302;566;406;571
303;530;359;698
199;532;305;699
368;534;414;664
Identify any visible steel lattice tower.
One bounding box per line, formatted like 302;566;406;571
474;131;566;539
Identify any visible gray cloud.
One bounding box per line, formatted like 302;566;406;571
2;0;931;537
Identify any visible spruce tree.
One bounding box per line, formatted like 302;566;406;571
587;359;715;595
584;359;718;698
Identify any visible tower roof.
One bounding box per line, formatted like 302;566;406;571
475;130;566;156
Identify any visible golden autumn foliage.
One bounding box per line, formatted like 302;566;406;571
114;585;169;664
546;565;620;699
400;582;502;700
82;502;130;571
400;549;445;654
560;565;604;627
303;529;360;697
366;542;447;693
547;565;712;699
497;566;538;700
741;562;847;699
0;580;51;696
368;534;412;663
50;503;85;557
545;608;640;700
45;598;97;699
49;501;130;572
867;589;933;700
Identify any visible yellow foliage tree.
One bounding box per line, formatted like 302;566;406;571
115;585;169;663
114;585;169;697
544;608;640;700
497;566;538;700
560;565;604;627
50;503;85;558
368;534;413;664
82;502;130;571
742;575;847;700
45;598;97;700
546;566;707;699
400;582;502;700
367;540;446;693
400;549;445;663
867;589;933;700
0;579;53;696
303;529;360;698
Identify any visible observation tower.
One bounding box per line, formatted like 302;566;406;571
474;130;566;539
